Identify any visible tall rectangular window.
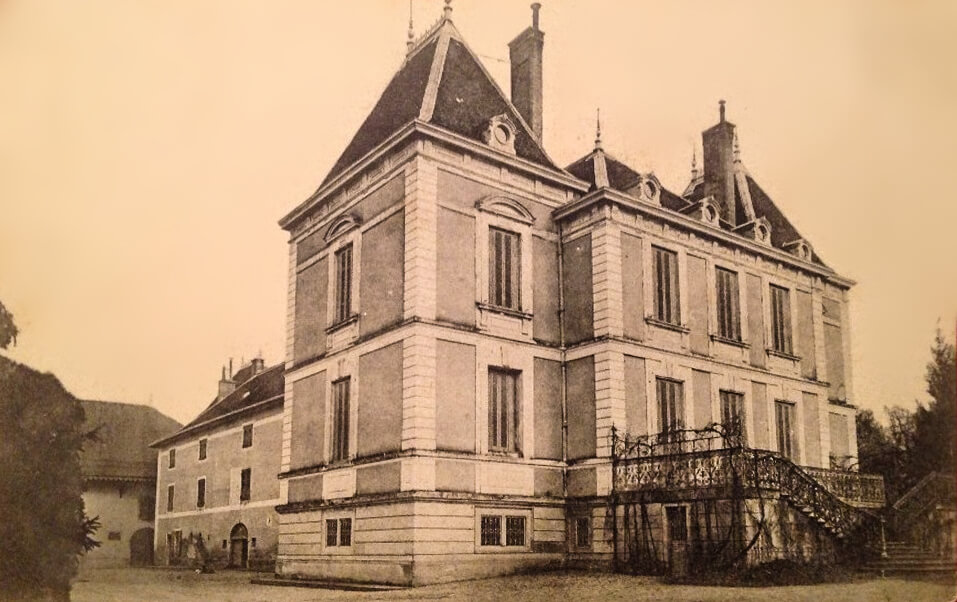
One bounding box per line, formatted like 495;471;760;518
339;518;352;546
242;424;253;448
325;518;352;547
240;468;251;502
720;390;746;442
775;401;796;460
488;369;519;452
166;485;174;512
656;378;684;437
770;285;793;354
168;448;176;469
332;378;350;462
715;267;741;340
334;244;353;323
652;246;680;324
489;227;521;310
325;519;338;547
505;516;526;546
196;478;206;508
198;438;207;460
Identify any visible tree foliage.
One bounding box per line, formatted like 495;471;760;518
0;356;97;601
857;326;957;503
0;300;17;350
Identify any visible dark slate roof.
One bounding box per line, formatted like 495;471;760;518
80;400;181;480
319;19;561;188
565;150;690;212
183;363;284;430
686;174;827;266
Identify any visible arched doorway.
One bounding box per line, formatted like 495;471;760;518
229;523;248;569
129;527;154;566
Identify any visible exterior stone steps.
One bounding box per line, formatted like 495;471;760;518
860;540;957;576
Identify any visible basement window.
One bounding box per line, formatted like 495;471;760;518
477;510;530;550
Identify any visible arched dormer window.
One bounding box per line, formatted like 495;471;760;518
784;239;813;261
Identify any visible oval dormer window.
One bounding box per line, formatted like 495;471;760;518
484;114;517;154
493;124;511;145
642;181;656;199
757;225;768;242
705;205;717;222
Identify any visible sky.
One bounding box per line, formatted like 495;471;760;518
0;0;955;425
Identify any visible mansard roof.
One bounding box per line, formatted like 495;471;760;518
151;363;284;448
565;149;691;212
684;171;828;267
318;18;562;189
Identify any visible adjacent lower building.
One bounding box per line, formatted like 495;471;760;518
151;359;284;570
274;4;883;586
79;400;181;570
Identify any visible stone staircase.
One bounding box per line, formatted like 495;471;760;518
862;541;957;576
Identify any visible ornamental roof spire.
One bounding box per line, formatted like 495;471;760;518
594;108;603;151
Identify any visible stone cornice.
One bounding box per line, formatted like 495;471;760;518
555;187;856;289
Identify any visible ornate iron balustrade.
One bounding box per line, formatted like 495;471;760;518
803;467;885;508
611;425;882;545
892;472;956;530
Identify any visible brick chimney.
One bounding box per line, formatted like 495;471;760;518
508;3;544;142
702;100;737;225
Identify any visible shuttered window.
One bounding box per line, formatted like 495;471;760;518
489;227;521;310
332;378;350;462
196;478;206;508
242;424;253;448
488;369;519;452
656;378;684;436
198;438;207;460
166;485;174;512
334;244;353;323
715;267;741;340
653;246;680;324
240;468;251;502
168;448;176;469
720;390;746;442
770;284;793;354
775;401;795;460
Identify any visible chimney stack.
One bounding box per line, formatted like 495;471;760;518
702;100;737;225
218;364;236;400
508;3;544;142
251;357;265;374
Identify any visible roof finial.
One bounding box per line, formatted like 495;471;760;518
691;147;698;179
719;99;726;123
594;108;603;151
407;0;415;53
443;0;452;20
733;130;741;162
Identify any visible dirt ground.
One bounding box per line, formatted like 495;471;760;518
68;568;957;602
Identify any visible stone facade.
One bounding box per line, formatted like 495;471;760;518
275;6;874;585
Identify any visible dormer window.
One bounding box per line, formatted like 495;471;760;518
483;114;517;154
784;239;813;261
733;217;773;247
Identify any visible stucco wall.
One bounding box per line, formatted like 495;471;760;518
562;235;594;345
357;341;403;457
567;355;596;461
290;370;326;469
435;339;476;453
80;481;155;569
359;210;405;337
436;207;476;326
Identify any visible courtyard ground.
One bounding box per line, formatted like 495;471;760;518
69;568;956;602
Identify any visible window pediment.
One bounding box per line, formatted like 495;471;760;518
475;196;535;225
323;214;362;243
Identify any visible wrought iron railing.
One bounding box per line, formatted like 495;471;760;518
611;425;883;546
892;472;956;530
804;467;886;508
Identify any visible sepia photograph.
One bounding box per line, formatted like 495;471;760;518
0;1;954;600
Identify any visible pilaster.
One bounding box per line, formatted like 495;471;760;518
594;350;626;457
591;211;624;339
403;155;438;321
402;333;436;450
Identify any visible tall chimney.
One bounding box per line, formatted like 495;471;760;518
508;3;544;142
218;365;236;400
702;100;737;225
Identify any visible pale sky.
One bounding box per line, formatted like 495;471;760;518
1;0;955;425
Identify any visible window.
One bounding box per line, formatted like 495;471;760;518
720;390;746;442
138;496;155;522
334;244;353;323
656;378;684;437
775;401;796;460
480;515;501;546
770;284;793;354
715;267;741;340
489;227;521;310
240;468;251;502
505;516;526;546
331;378;350;462
575;517;591;548
488;368;519;453
196;478;206;508
198;438;207;460
166;485;174;512
480;513;527;547
242;424;253;448
652;246;680;324
666;506;688;542
168;448;176;469
325;518;352;547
